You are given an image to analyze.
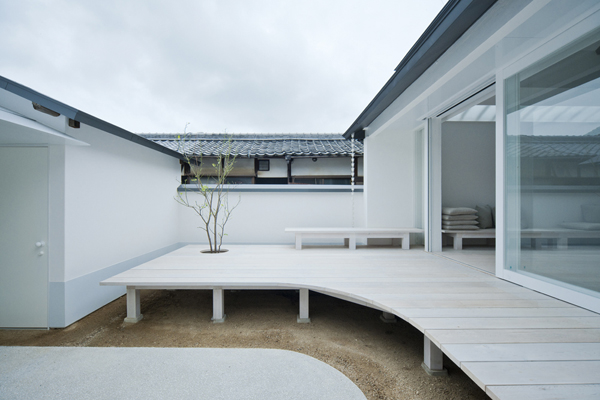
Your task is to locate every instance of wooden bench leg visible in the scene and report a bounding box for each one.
[401,234,410,250]
[297,288,310,323]
[124,287,143,323]
[422,336,447,376]
[453,235,463,250]
[212,288,226,323]
[295,234,302,250]
[349,237,356,250]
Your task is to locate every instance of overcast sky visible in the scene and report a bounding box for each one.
[0,0,446,134]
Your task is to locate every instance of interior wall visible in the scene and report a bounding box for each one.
[442,121,496,208]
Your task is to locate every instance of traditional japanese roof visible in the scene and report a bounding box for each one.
[506,135,600,162]
[139,133,364,158]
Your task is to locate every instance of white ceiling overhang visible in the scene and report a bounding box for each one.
[0,106,88,146]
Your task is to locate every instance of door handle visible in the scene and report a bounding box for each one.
[36,241,45,248]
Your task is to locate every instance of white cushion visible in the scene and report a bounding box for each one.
[442,207,477,215]
[442,214,478,221]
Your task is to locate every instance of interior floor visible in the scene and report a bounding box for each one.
[436,246,495,274]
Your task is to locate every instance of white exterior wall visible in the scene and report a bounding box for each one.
[365,129,417,228]
[293,157,359,177]
[362,0,600,310]
[51,125,181,326]
[62,127,180,280]
[178,187,364,245]
[257,158,287,178]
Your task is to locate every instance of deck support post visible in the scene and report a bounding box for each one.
[124,287,143,323]
[297,288,311,323]
[212,288,226,323]
[380,311,396,323]
[422,336,447,376]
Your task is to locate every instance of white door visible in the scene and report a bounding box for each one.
[0,147,48,328]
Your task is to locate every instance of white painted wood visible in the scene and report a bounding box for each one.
[429,329,600,345]
[394,307,596,318]
[463,361,600,388]
[212,288,226,323]
[443,343,600,363]
[0,147,48,328]
[297,288,310,323]
[413,316,600,330]
[101,245,600,396]
[125,287,142,323]
[487,384,600,400]
[285,228,422,250]
[429,117,443,252]
[423,336,446,375]
[349,237,356,250]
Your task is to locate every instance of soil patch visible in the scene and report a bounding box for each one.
[0,290,488,400]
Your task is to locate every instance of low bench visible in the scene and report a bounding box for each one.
[442,229,495,250]
[285,227,424,250]
[443,228,600,250]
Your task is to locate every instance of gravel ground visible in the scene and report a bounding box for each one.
[0,289,489,400]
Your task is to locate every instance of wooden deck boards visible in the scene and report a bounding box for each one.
[101,245,600,400]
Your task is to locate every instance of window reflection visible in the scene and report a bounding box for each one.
[505,30,600,296]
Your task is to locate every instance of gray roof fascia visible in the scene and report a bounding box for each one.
[343,0,497,139]
[0,75,184,161]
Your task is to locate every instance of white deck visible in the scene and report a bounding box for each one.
[101,245,600,400]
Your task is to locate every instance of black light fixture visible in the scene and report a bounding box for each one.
[312,157,318,162]
[32,102,60,117]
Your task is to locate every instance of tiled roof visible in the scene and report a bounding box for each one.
[139,134,363,158]
[506,136,600,161]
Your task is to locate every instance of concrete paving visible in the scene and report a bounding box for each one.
[0,346,366,400]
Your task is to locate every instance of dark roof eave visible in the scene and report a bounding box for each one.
[0,75,184,161]
[343,0,497,139]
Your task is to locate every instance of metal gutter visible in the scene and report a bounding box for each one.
[0,75,185,161]
[343,0,497,139]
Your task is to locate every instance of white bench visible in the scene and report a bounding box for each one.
[285,227,423,250]
[443,228,600,250]
[442,229,495,250]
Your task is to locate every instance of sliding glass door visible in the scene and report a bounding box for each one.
[504,28,600,299]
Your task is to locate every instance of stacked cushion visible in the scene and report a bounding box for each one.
[476,205,494,229]
[442,207,479,230]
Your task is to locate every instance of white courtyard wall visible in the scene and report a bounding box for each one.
[178,187,364,245]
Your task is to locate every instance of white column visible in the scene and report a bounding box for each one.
[295,234,302,250]
[422,336,447,376]
[124,287,143,323]
[297,288,310,323]
[212,288,226,323]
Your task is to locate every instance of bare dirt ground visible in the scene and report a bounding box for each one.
[0,290,488,400]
